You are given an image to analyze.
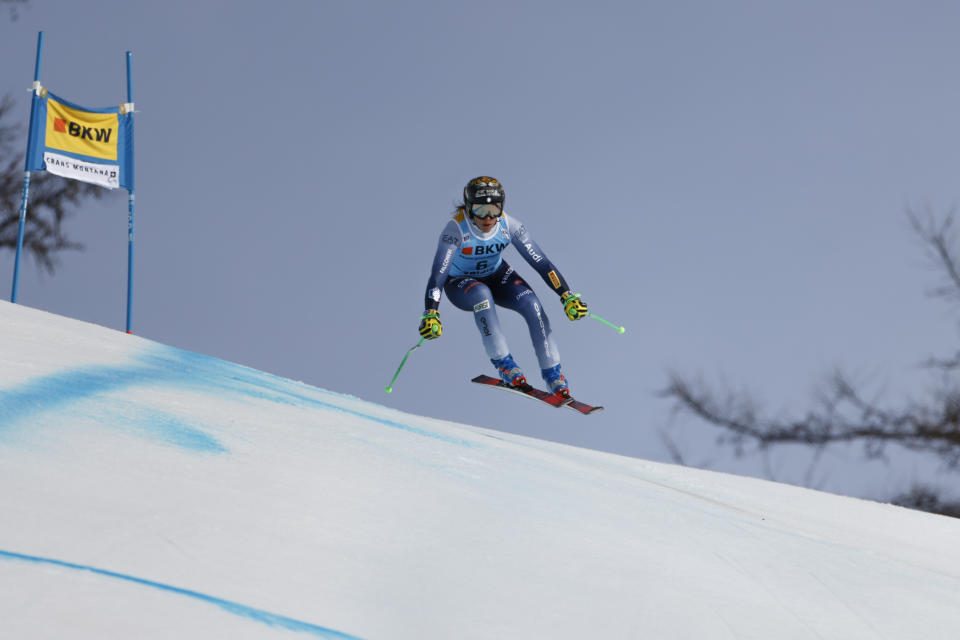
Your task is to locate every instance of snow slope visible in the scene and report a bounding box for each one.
[1,300,958,639]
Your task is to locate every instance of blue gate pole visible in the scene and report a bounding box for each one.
[11,31,44,303]
[125,50,135,333]
[11,172,30,303]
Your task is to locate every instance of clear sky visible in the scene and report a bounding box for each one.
[3,0,960,502]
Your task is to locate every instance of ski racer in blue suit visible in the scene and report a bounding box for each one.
[419,176,589,399]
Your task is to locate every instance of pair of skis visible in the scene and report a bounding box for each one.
[471,374,603,415]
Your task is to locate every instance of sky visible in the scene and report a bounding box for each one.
[2,0,960,502]
[2,299,959,638]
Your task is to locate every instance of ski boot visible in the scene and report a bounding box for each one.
[542,364,571,400]
[491,353,527,388]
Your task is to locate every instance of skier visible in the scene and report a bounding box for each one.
[419,176,589,399]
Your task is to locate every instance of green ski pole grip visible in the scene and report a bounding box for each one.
[587,313,626,334]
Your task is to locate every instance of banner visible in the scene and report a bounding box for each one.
[25,88,134,191]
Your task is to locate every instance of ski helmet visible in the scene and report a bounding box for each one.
[464,176,505,207]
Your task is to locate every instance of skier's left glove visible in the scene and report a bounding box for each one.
[419,309,443,339]
[561,291,589,321]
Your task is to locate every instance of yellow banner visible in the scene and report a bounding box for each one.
[45,97,119,161]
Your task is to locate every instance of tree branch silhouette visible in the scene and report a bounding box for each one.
[663,207,960,516]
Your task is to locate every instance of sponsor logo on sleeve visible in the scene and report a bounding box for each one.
[473,299,491,312]
[548,270,562,289]
[524,242,543,262]
[439,247,453,273]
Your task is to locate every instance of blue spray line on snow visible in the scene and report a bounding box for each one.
[0,549,363,639]
[128,345,475,446]
[0,343,474,449]
[0,362,226,453]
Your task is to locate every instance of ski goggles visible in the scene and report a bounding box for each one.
[470,203,503,219]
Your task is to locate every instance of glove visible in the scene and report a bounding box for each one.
[561,291,588,321]
[418,309,442,339]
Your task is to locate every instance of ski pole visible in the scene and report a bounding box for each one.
[587,312,626,335]
[385,337,426,394]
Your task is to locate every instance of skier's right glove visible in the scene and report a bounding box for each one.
[561,291,589,321]
[419,309,442,339]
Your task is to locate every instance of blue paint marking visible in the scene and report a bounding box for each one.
[0,364,148,422]
[126,406,227,453]
[0,343,474,450]
[141,346,474,446]
[0,365,226,453]
[0,549,363,639]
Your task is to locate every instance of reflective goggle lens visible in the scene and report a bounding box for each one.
[470,203,503,219]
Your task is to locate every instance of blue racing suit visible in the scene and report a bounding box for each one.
[424,208,572,372]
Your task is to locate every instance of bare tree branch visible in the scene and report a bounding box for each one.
[663,370,960,470]
[663,207,960,516]
[3,0,29,22]
[892,485,960,518]
[0,93,111,272]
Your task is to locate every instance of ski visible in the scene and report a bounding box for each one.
[471,375,570,407]
[471,375,603,414]
[564,397,604,415]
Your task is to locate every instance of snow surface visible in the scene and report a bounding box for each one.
[1,300,959,639]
